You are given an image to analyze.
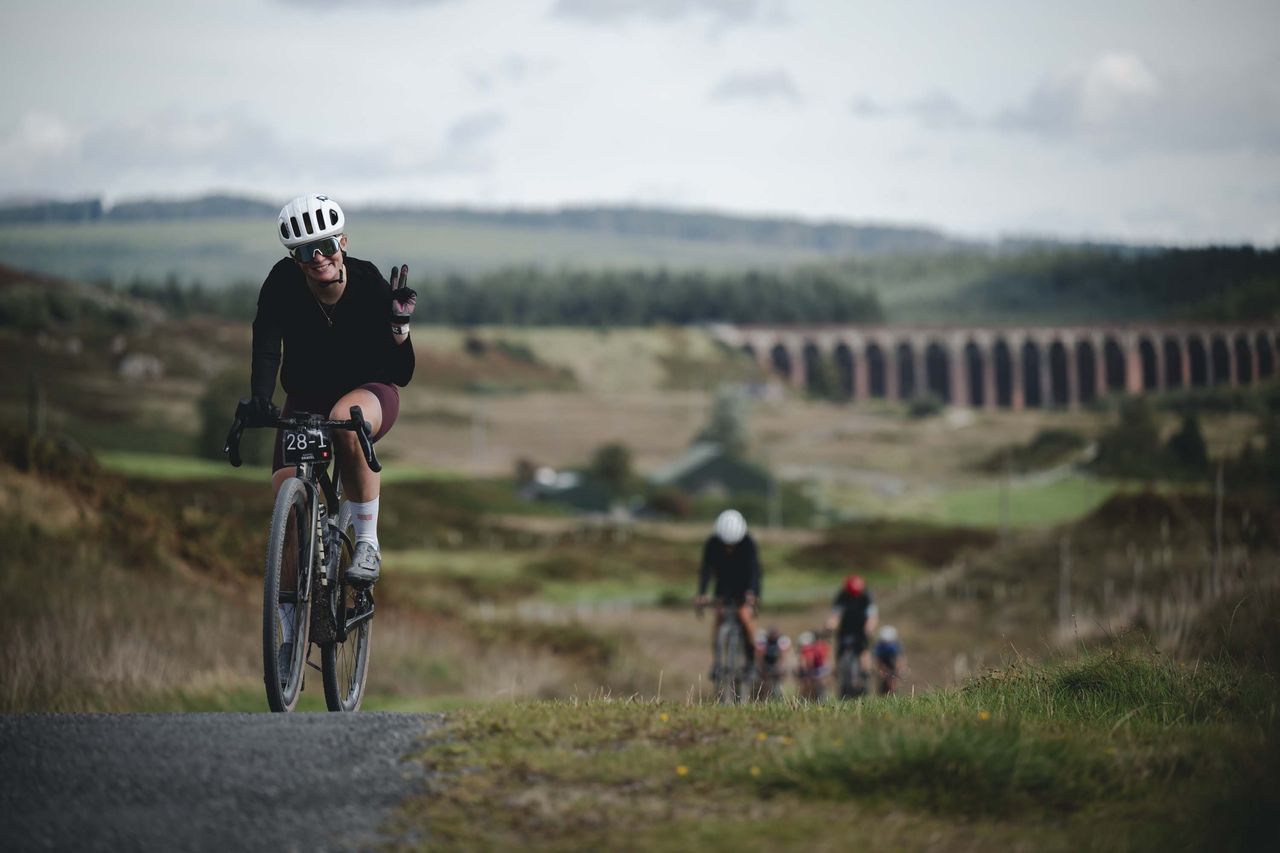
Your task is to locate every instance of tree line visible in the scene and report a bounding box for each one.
[954,246,1280,323]
[111,267,885,326]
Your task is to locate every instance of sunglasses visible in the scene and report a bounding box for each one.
[289,235,343,262]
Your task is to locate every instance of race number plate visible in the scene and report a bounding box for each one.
[281,425,332,466]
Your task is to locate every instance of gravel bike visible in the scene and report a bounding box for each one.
[700,600,754,704]
[836,634,869,700]
[225,401,381,713]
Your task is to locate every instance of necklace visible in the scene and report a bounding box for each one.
[307,266,345,328]
[312,294,337,327]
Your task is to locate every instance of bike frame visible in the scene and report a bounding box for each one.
[225,403,381,645]
[296,459,375,644]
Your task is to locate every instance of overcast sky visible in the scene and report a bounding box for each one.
[4,0,1278,244]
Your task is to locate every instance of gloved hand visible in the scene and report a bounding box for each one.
[389,264,416,330]
[244,395,279,427]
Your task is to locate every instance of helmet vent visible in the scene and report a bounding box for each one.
[290,216,301,238]
[329,209,339,226]
[280,223,289,240]
[302,211,314,235]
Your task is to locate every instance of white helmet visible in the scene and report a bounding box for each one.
[278,194,345,249]
[798,631,815,646]
[879,625,899,643]
[714,509,747,545]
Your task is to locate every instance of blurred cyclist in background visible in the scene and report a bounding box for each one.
[755,626,791,699]
[695,509,762,676]
[796,630,831,701]
[874,625,906,695]
[827,574,879,698]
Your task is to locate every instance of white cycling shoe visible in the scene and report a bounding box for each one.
[346,541,381,586]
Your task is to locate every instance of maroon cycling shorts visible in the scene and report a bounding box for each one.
[272,382,400,471]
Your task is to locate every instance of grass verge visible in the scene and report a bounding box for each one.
[396,647,1280,850]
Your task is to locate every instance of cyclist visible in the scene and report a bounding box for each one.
[826,574,878,697]
[694,509,762,677]
[873,625,905,695]
[244,194,416,667]
[755,626,791,698]
[795,630,831,700]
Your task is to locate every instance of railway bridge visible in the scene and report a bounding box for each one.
[714,323,1280,410]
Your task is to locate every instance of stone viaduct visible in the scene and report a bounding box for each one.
[714,324,1280,410]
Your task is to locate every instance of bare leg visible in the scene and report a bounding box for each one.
[329,389,383,502]
[738,602,757,663]
[712,602,725,660]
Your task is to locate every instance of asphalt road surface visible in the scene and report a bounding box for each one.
[0,712,440,852]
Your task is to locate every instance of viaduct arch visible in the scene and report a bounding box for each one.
[725,324,1280,410]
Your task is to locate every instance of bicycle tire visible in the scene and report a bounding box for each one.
[322,502,372,712]
[716,621,743,704]
[837,649,865,700]
[263,477,313,713]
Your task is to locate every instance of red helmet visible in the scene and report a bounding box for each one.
[844,574,866,596]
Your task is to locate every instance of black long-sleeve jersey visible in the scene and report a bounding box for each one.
[250,254,415,400]
[698,534,762,601]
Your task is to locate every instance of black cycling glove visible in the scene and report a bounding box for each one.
[389,263,416,327]
[245,395,279,427]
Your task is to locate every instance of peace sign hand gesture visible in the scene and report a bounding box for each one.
[389,264,416,333]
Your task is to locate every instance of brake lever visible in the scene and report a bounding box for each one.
[348,405,382,473]
[224,400,249,467]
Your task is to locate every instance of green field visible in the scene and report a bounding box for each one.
[921,474,1120,529]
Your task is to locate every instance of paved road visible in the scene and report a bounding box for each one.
[0,712,440,852]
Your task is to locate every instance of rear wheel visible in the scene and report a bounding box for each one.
[263,477,313,713]
[322,502,372,711]
[715,620,744,704]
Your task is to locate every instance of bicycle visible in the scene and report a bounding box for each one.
[836,634,869,700]
[224,400,382,713]
[699,600,754,704]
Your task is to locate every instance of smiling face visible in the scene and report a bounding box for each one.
[296,234,347,287]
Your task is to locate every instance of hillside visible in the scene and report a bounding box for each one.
[0,193,959,254]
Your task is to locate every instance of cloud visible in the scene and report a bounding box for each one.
[852,91,974,129]
[995,52,1280,153]
[854,52,1280,155]
[0,107,506,195]
[996,52,1160,135]
[708,69,801,104]
[552,0,785,28]
[421,111,505,174]
[468,54,556,93]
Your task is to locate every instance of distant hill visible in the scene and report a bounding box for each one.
[0,193,961,256]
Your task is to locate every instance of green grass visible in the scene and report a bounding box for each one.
[95,450,450,482]
[396,648,1280,850]
[921,474,1120,529]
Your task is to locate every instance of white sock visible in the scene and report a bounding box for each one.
[350,497,380,549]
[279,603,296,644]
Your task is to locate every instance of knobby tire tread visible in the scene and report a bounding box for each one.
[263,477,312,713]
[322,502,372,712]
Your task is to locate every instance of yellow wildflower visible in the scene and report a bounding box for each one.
[750,766,761,777]
[676,765,689,777]
[756,732,768,742]
[658,713,669,722]
[978,710,991,721]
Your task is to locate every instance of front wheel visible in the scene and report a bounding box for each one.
[837,649,866,700]
[715,620,745,704]
[322,502,372,711]
[263,477,313,713]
